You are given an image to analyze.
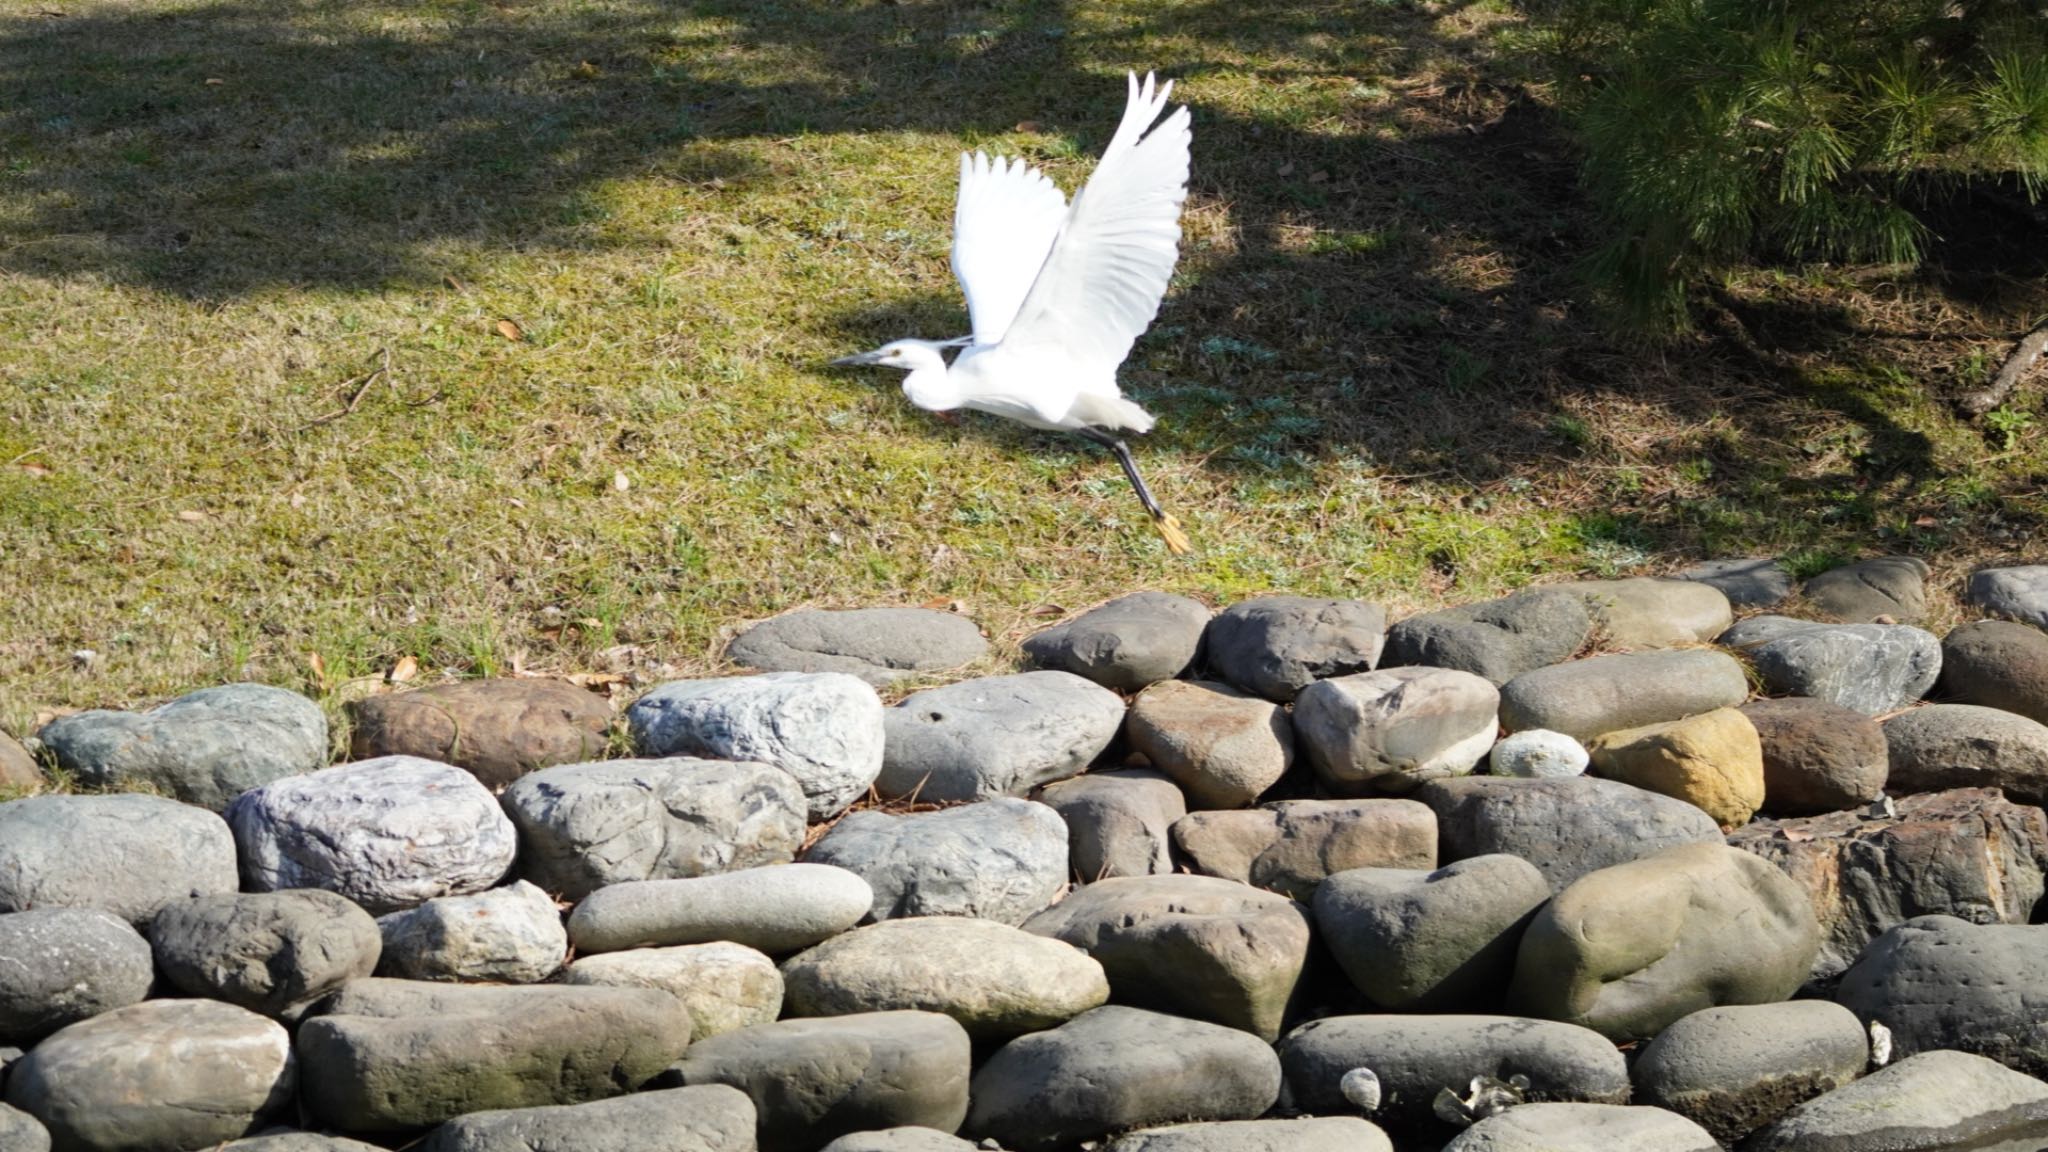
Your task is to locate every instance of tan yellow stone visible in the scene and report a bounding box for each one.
[1588,708,1764,827]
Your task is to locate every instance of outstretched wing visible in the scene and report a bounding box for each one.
[997,72,1191,374]
[950,152,1068,347]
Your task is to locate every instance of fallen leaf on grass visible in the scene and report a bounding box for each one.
[388,655,419,683]
[1014,120,1042,133]
[14,462,51,476]
[496,319,525,342]
[612,470,630,492]
[305,651,329,692]
[204,77,225,86]
[175,509,208,522]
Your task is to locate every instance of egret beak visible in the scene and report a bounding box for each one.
[830,350,887,367]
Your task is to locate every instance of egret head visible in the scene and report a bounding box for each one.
[829,338,961,373]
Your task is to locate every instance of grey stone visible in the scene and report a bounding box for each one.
[376,879,567,983]
[213,1135,387,1151]
[661,1011,971,1152]
[876,672,1125,802]
[1488,729,1587,778]
[1104,1117,1393,1152]
[1125,680,1292,809]
[1276,1014,1629,1124]
[1021,874,1310,1041]
[1676,557,1795,609]
[1020,592,1211,691]
[629,672,885,821]
[729,607,989,687]
[1723,618,1942,715]
[1941,619,2048,725]
[1803,556,1930,623]
[1169,799,1437,900]
[1381,588,1595,686]
[1034,769,1186,880]
[563,942,782,1040]
[151,890,381,1020]
[1415,775,1722,888]
[0,909,153,1045]
[0,1103,47,1152]
[415,1084,757,1152]
[1744,1049,2048,1152]
[568,863,872,955]
[1550,576,1734,648]
[1836,915,2048,1075]
[780,917,1109,1040]
[803,798,1066,925]
[348,678,611,789]
[3,1000,295,1150]
[1510,842,1821,1042]
[963,1006,1281,1152]
[503,756,807,901]
[818,1132,976,1152]
[1632,1001,1868,1145]
[1441,1103,1719,1152]
[1294,667,1499,794]
[1885,703,2048,804]
[226,756,517,915]
[38,683,326,811]
[297,979,693,1132]
[1498,649,1749,741]
[1203,596,1386,703]
[0,732,41,792]
[0,793,238,925]
[1966,565,2048,631]
[1314,855,1551,1012]
[1740,698,1888,816]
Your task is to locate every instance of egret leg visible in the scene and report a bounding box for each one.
[1076,427,1192,555]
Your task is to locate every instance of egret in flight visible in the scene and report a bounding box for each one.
[833,72,1194,554]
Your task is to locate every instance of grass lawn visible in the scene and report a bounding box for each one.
[3,0,2045,742]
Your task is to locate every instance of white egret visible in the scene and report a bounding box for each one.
[833,72,1195,554]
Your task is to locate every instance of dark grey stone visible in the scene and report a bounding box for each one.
[1104,1117,1393,1152]
[1034,769,1186,880]
[1967,565,2048,631]
[415,1084,757,1152]
[567,863,873,956]
[1740,698,1888,816]
[1744,1049,2048,1152]
[729,607,989,687]
[0,793,238,925]
[1314,855,1551,1012]
[375,879,567,984]
[628,672,885,821]
[1441,1103,1719,1151]
[1203,596,1386,703]
[1381,588,1595,686]
[1632,1001,1867,1145]
[876,672,1124,802]
[1941,619,2048,725]
[1676,557,1795,609]
[1885,702,2048,804]
[1723,618,1942,715]
[1836,915,2048,1076]
[1414,775,1722,889]
[1803,556,1930,623]
[152,890,381,1020]
[38,683,326,811]
[0,908,153,1046]
[803,798,1066,925]
[1020,592,1210,691]
[1498,649,1749,741]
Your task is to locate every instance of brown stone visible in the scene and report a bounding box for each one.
[1588,708,1765,828]
[0,732,40,791]
[1126,680,1292,809]
[1740,698,1888,816]
[349,680,611,789]
[1169,799,1436,899]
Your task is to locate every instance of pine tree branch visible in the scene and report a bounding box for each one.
[1959,317,2048,415]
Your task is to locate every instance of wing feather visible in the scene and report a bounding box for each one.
[950,151,1068,346]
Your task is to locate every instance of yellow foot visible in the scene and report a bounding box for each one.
[1153,512,1192,555]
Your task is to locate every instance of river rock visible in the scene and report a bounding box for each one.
[1105,1117,1392,1152]
[1170,799,1436,899]
[819,1132,977,1152]
[151,890,382,1020]
[568,863,872,955]
[1035,769,1186,879]
[728,607,989,686]
[376,880,567,983]
[1740,698,1888,816]
[1415,775,1722,888]
[964,1006,1281,1152]
[1276,1014,1629,1123]
[563,942,782,1040]
[1632,1001,1868,1144]
[1940,618,2048,724]
[1836,915,2048,1074]
[1125,680,1292,808]
[0,793,238,925]
[0,732,38,791]
[3,1000,295,1150]
[1380,588,1595,685]
[1203,596,1386,702]
[1488,729,1587,778]
[349,679,609,789]
[1722,617,1941,715]
[629,672,884,820]
[503,756,806,901]
[214,1135,386,1151]
[803,797,1066,924]
[1293,667,1498,795]
[1744,1049,2048,1152]
[1884,702,2048,804]
[876,672,1124,802]
[0,1104,47,1152]
[1587,708,1764,827]
[1314,855,1551,1012]
[1803,556,1930,622]
[1966,564,2048,629]
[1440,1103,1719,1152]
[0,908,154,1045]
[661,1011,971,1152]
[1676,557,1795,608]
[1023,874,1311,1041]
[38,683,326,811]
[1020,592,1210,691]
[1552,576,1733,648]
[1497,649,1748,741]
[1509,842,1820,1041]
[415,1084,758,1152]
[226,756,516,914]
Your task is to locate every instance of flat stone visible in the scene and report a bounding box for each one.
[803,797,1066,925]
[1941,619,2048,725]
[1730,788,2048,984]
[1170,799,1436,899]
[1633,1001,1868,1145]
[0,909,153,1046]
[1022,874,1311,1041]
[1836,915,2048,1075]
[1723,617,1942,715]
[876,672,1125,802]
[1676,557,1795,608]
[1203,596,1386,703]
[297,979,692,1132]
[1487,729,1587,778]
[0,793,238,925]
[1441,1103,1719,1152]
[1104,1117,1393,1152]
[1034,769,1186,879]
[819,1132,977,1152]
[780,917,1109,1040]
[563,942,782,1040]
[414,1084,757,1152]
[1415,776,1722,888]
[1126,680,1292,809]
[1276,1014,1629,1124]
[1744,1049,2048,1152]
[1885,702,2048,804]
[629,672,884,821]
[1803,556,1930,623]
[38,683,326,812]
[1498,649,1749,741]
[567,863,872,955]
[963,1006,1281,1152]
[3,1000,295,1150]
[210,1134,385,1152]
[0,1104,47,1152]
[661,1011,971,1152]
[376,879,567,984]
[728,607,988,687]
[1740,698,1889,816]
[1314,855,1552,1012]
[502,756,807,901]
[1293,667,1498,795]
[0,732,41,791]
[1587,707,1764,827]
[1020,592,1210,691]
[151,890,381,1021]
[1966,565,2048,631]
[1510,842,1820,1042]
[1550,576,1734,649]
[1381,588,1595,686]
[226,756,516,914]
[349,679,610,789]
